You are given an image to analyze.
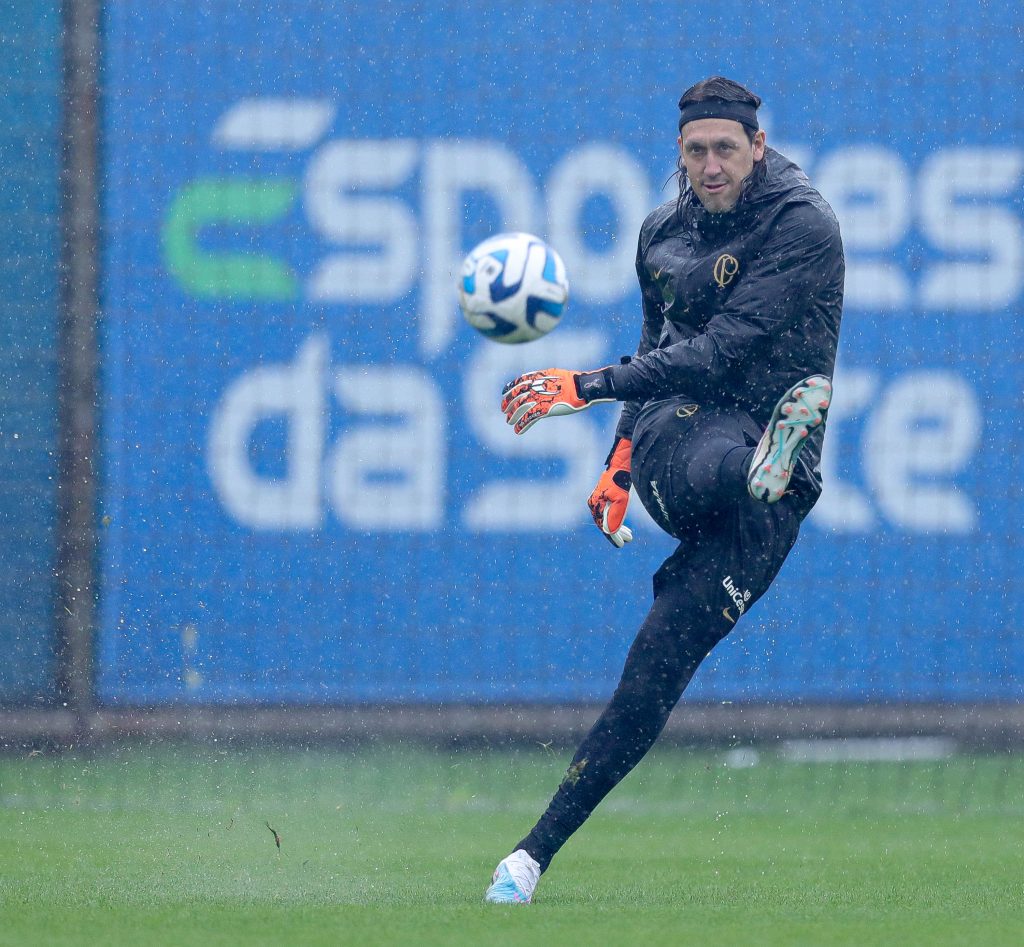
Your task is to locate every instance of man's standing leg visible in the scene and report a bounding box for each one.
[513,554,738,873]
[485,488,801,903]
[484,552,734,903]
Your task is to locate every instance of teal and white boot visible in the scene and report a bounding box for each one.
[748,375,832,503]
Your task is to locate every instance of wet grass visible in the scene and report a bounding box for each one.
[1,745,1022,945]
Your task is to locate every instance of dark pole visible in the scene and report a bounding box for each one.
[56,0,100,736]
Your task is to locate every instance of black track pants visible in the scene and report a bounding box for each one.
[517,398,806,872]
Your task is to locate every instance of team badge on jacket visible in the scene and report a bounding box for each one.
[713,253,740,288]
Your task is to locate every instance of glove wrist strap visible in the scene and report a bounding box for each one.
[575,368,616,403]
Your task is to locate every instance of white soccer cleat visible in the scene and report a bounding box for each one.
[483,849,541,904]
[748,375,832,503]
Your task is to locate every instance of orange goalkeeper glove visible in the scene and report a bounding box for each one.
[588,437,633,548]
[501,368,615,435]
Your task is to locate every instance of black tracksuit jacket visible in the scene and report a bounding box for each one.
[596,147,845,503]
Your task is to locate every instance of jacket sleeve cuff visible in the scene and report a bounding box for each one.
[605,361,644,400]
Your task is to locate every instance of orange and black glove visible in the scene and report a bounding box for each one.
[501,368,615,435]
[587,437,633,548]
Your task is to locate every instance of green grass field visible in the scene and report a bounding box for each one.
[1,744,1022,946]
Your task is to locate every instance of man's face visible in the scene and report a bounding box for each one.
[678,118,766,213]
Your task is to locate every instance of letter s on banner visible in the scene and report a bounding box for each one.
[462,330,607,531]
[305,139,419,302]
[919,147,1024,310]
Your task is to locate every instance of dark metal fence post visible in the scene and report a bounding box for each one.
[56,0,100,736]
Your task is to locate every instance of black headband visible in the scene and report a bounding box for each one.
[677,99,759,132]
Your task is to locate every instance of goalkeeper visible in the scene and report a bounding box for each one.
[485,76,844,904]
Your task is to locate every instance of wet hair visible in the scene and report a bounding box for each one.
[674,77,763,213]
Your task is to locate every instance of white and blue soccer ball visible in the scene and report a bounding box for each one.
[458,232,569,344]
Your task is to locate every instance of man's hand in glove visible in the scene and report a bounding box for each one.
[501,368,614,435]
[588,437,634,548]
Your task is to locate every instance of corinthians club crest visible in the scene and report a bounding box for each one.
[713,253,740,288]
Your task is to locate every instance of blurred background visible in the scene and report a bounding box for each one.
[2,0,1022,752]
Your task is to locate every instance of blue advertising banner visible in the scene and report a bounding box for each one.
[99,1,1024,704]
[0,1,61,702]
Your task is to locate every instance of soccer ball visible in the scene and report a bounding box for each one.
[458,232,569,343]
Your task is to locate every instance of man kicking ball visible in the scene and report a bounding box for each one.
[485,76,843,904]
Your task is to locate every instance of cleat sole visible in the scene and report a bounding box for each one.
[747,375,832,504]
